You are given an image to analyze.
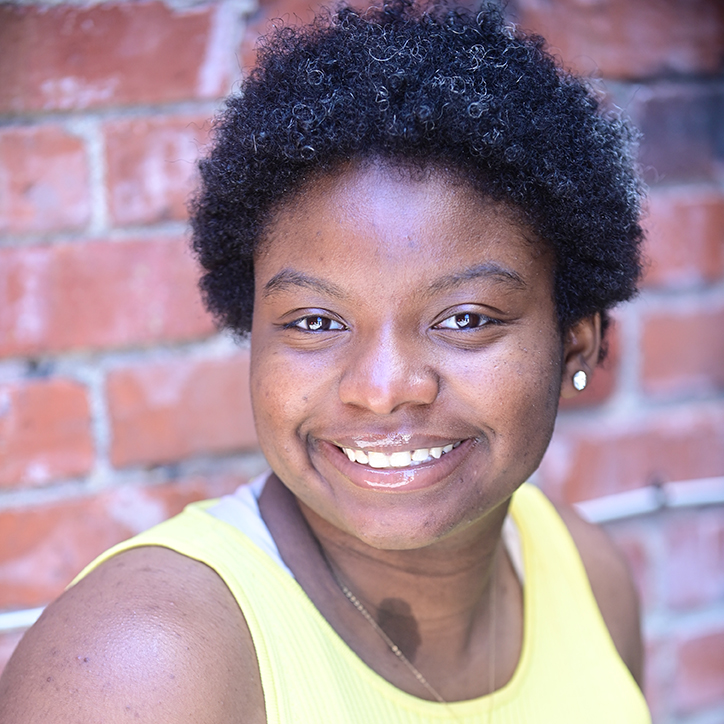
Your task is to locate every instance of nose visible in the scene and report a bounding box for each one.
[337,326,439,414]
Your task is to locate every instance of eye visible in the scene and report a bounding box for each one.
[289,314,346,332]
[435,311,491,330]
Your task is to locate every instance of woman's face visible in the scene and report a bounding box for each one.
[250,162,565,550]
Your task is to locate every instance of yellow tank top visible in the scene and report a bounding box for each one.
[75,483,650,723]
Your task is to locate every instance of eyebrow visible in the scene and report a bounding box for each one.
[262,269,347,300]
[426,263,526,295]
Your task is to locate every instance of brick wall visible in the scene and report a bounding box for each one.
[0,1,722,721]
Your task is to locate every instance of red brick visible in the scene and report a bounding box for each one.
[0,631,24,678]
[603,521,654,611]
[630,82,724,185]
[240,0,321,69]
[641,304,724,398]
[0,238,214,358]
[105,115,210,226]
[239,0,373,69]
[643,186,724,288]
[674,628,724,714]
[0,379,93,489]
[108,353,257,468]
[0,475,246,610]
[510,0,724,80]
[642,637,670,723]
[0,126,90,234]
[539,405,724,502]
[0,2,228,113]
[559,323,620,410]
[664,508,724,610]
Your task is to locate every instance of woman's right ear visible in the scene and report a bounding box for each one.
[560,314,601,400]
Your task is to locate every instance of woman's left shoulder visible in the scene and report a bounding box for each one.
[553,502,645,688]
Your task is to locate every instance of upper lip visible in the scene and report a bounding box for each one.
[327,435,469,453]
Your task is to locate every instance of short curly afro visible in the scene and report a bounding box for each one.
[190,0,644,346]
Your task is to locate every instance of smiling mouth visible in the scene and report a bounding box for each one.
[337,441,462,469]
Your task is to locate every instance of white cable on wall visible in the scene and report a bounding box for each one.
[574,475,724,523]
[0,607,44,634]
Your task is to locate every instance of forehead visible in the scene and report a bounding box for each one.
[255,162,551,293]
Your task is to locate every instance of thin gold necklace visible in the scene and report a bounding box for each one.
[320,545,498,714]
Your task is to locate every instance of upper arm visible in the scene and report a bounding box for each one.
[0,546,265,724]
[555,505,645,689]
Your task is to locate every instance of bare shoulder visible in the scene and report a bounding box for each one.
[0,546,265,724]
[554,503,644,688]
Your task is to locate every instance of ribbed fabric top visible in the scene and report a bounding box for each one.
[75,483,651,724]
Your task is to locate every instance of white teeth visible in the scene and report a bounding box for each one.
[389,451,412,468]
[340,442,461,469]
[367,451,389,469]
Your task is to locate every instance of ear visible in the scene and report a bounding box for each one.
[560,313,602,399]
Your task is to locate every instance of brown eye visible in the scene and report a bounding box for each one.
[455,313,476,329]
[292,315,345,331]
[436,312,489,330]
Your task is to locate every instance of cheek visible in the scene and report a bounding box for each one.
[249,340,329,452]
[456,335,562,454]
[250,369,303,478]
[506,346,562,458]
[250,342,291,450]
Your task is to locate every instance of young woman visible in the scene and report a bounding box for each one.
[0,3,650,722]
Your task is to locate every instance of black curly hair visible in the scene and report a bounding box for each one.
[190,0,644,350]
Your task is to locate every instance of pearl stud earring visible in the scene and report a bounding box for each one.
[572,370,587,391]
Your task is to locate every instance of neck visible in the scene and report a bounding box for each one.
[259,474,522,701]
[301,496,505,641]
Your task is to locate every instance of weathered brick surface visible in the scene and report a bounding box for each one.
[105,115,210,226]
[664,508,724,610]
[0,125,90,234]
[0,475,246,611]
[0,2,228,113]
[642,637,668,724]
[108,353,257,469]
[239,0,380,69]
[0,238,214,358]
[0,379,93,489]
[539,406,724,502]
[674,628,724,714]
[510,0,724,80]
[240,0,324,69]
[643,186,724,288]
[628,82,724,185]
[641,304,724,398]
[1,1,723,719]
[603,519,655,611]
